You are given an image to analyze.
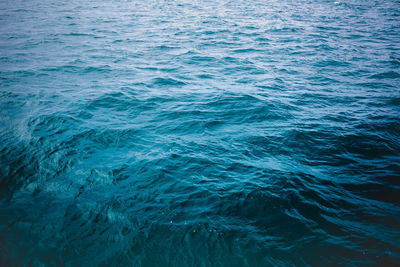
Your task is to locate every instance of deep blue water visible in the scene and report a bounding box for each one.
[1,0,400,266]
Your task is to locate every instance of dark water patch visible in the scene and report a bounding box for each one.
[369,71,400,79]
[232,48,261,54]
[153,45,180,50]
[63,33,97,37]
[187,55,219,63]
[150,77,187,87]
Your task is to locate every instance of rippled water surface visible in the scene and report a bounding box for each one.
[1,0,400,266]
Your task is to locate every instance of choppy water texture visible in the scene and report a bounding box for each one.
[1,0,400,266]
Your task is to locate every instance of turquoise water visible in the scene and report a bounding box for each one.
[1,0,400,265]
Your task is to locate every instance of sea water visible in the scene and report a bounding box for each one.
[0,0,399,265]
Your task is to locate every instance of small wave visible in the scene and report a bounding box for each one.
[369,71,400,79]
[150,77,187,87]
[232,48,261,53]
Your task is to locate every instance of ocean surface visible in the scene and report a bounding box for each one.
[1,0,399,266]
